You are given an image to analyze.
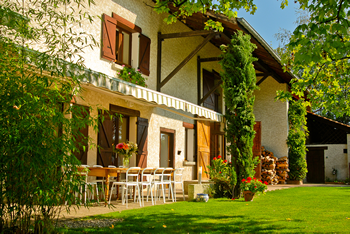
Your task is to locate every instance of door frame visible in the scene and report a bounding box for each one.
[306,146,327,183]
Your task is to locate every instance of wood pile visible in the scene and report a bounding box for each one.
[276,156,289,184]
[261,146,278,185]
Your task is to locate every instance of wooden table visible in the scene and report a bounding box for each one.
[84,167,174,206]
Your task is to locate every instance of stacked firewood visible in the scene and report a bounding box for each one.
[261,146,278,185]
[276,156,289,184]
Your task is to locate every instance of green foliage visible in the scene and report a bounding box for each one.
[0,0,99,233]
[283,0,350,117]
[287,99,308,181]
[153,0,269,31]
[241,177,267,194]
[219,31,259,198]
[117,65,147,87]
[206,156,236,198]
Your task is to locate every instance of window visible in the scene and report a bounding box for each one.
[102,13,151,75]
[203,70,221,112]
[184,122,196,162]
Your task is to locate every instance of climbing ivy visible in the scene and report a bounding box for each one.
[219,31,259,198]
[287,99,308,181]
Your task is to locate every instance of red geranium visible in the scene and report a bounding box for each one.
[116,143,124,149]
[264,181,268,185]
[217,155,222,159]
[223,159,227,163]
[242,178,246,182]
[213,157,217,160]
[247,177,252,181]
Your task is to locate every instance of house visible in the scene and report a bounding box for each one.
[56,0,295,182]
[306,112,350,183]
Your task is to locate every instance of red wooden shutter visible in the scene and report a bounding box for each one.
[102,14,117,61]
[139,34,151,76]
[137,117,148,168]
[97,110,116,167]
[253,121,262,179]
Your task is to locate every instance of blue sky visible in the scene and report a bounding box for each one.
[236,1,301,49]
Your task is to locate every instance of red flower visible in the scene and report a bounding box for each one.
[229,162,232,164]
[217,155,222,159]
[264,181,268,185]
[254,186,257,188]
[123,144,129,150]
[253,178,256,180]
[223,160,227,163]
[116,143,124,149]
[219,171,222,174]
[241,179,246,182]
[232,198,235,200]
[247,177,252,181]
[213,157,217,160]
[259,180,262,183]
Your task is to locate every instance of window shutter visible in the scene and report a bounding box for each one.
[139,34,151,76]
[137,117,148,168]
[102,14,117,61]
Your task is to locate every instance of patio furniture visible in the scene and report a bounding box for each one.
[171,168,185,201]
[139,167,155,206]
[153,167,174,204]
[109,167,142,208]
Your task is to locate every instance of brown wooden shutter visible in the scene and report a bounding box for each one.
[137,117,148,168]
[139,34,151,76]
[253,121,262,179]
[197,120,211,180]
[97,110,116,167]
[73,104,89,164]
[203,70,218,111]
[102,14,117,61]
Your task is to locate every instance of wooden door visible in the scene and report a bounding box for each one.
[73,105,89,164]
[253,122,262,179]
[306,147,326,183]
[97,111,117,167]
[137,117,148,168]
[197,120,210,180]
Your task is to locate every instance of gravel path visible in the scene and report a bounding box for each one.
[57,218,123,229]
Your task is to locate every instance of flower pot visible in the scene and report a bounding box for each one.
[196,193,209,202]
[243,191,255,201]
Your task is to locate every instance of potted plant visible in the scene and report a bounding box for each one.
[241,177,268,201]
[115,141,138,167]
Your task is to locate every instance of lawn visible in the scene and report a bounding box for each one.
[60,186,350,233]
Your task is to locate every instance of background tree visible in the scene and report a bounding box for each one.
[0,1,99,233]
[284,0,350,118]
[219,31,258,198]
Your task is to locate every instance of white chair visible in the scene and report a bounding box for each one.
[109,167,142,208]
[153,168,174,204]
[171,168,185,201]
[89,165,105,201]
[139,167,155,206]
[79,165,99,204]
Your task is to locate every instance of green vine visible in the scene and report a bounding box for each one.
[287,99,308,181]
[219,31,259,198]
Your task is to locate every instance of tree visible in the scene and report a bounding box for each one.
[0,1,99,233]
[152,0,288,31]
[219,31,258,198]
[284,0,350,117]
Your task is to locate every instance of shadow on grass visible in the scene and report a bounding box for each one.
[63,212,303,233]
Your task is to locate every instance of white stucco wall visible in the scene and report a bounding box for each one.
[254,76,289,158]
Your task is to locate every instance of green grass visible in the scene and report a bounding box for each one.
[60,187,350,233]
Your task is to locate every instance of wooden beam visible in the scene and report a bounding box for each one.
[253,59,285,83]
[160,30,214,40]
[255,72,270,77]
[256,75,268,86]
[199,80,223,105]
[160,33,217,88]
[197,56,201,105]
[157,32,162,91]
[199,57,222,63]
